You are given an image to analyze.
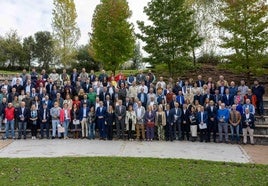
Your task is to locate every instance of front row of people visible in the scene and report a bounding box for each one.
[3,100,255,144]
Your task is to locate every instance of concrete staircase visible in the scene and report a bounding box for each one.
[253,97,268,145]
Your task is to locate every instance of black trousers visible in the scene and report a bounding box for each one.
[107,123,113,140]
[207,121,217,142]
[40,122,50,138]
[181,123,190,140]
[31,124,38,137]
[200,129,207,142]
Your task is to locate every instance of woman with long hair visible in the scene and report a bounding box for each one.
[29,104,38,139]
[125,105,136,141]
[106,105,115,140]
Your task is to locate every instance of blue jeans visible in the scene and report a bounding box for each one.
[88,123,96,139]
[0,116,3,131]
[230,125,240,142]
[63,119,70,137]
[18,121,27,138]
[52,120,61,137]
[5,120,15,139]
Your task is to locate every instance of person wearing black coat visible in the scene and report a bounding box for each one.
[38,103,51,139]
[206,100,218,143]
[181,104,191,141]
[242,108,255,145]
[105,105,115,140]
[16,101,30,139]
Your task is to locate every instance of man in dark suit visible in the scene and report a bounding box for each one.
[38,103,51,139]
[103,95,113,109]
[170,102,182,141]
[222,88,234,107]
[242,108,255,145]
[46,78,54,95]
[137,88,147,108]
[196,75,205,88]
[194,91,204,106]
[13,79,24,94]
[70,68,79,87]
[99,86,110,102]
[83,79,92,93]
[206,100,218,142]
[218,80,228,96]
[197,106,208,142]
[89,70,96,82]
[165,104,172,141]
[16,101,29,139]
[8,88,18,103]
[96,101,107,139]
[181,104,190,141]
[115,100,126,139]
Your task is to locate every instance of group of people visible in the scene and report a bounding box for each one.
[0,68,265,145]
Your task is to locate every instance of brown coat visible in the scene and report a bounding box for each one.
[229,111,241,126]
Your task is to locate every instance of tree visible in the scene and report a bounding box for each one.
[52,0,80,68]
[0,36,7,66]
[132,42,143,69]
[90,0,135,74]
[3,30,24,68]
[22,36,35,68]
[34,31,55,70]
[73,44,99,71]
[137,0,203,76]
[217,0,268,79]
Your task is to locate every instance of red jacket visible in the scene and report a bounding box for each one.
[60,108,71,123]
[5,107,15,121]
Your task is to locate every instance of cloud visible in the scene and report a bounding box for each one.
[0,0,149,46]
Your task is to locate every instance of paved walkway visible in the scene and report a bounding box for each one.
[0,139,251,163]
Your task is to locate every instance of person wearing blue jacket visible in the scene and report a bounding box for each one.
[217,103,230,143]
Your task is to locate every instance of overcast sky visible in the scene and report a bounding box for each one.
[0,0,150,44]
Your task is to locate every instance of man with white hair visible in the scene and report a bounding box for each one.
[217,103,229,143]
[242,108,255,145]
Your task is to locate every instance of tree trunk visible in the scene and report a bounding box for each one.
[192,48,196,66]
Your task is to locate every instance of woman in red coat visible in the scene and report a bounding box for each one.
[60,103,71,139]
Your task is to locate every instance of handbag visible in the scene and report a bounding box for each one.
[147,121,154,127]
[57,125,65,133]
[73,119,80,125]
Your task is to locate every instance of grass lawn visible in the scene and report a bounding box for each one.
[0,157,267,185]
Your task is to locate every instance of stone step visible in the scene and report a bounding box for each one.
[1,129,268,145]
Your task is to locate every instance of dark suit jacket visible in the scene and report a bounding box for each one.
[222,94,234,107]
[137,92,147,105]
[46,83,54,95]
[194,94,204,105]
[170,107,182,123]
[242,113,255,129]
[181,109,190,124]
[79,107,90,120]
[96,106,107,120]
[206,106,218,124]
[115,105,126,120]
[197,111,208,125]
[196,80,205,88]
[38,108,51,123]
[99,91,110,102]
[165,110,172,124]
[16,107,30,121]
[83,83,92,93]
[218,86,228,96]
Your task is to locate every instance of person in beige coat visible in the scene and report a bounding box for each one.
[125,105,136,140]
[155,105,166,141]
